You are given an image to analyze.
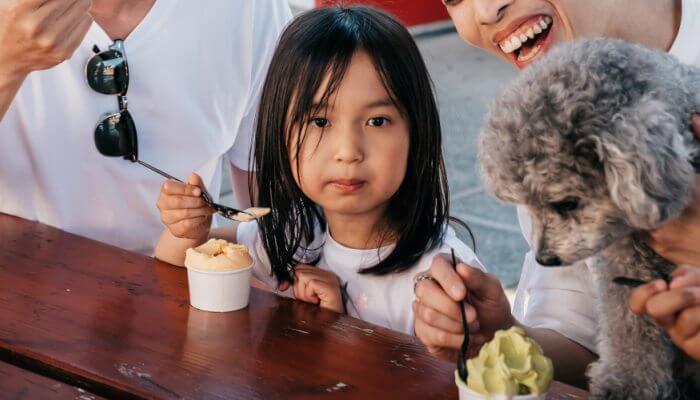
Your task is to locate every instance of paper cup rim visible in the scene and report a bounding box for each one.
[184,262,253,275]
[454,371,547,400]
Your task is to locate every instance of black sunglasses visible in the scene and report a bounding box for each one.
[86,40,251,219]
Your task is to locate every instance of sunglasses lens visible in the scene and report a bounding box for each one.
[86,50,128,95]
[94,110,138,161]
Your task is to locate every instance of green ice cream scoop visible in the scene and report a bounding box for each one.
[462,327,553,396]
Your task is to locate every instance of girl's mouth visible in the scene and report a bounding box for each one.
[330,179,365,193]
[497,15,554,69]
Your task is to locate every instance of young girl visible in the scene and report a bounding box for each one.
[154,5,482,335]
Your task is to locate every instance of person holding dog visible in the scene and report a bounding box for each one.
[414,0,700,387]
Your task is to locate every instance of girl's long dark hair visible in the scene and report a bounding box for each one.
[252,5,456,284]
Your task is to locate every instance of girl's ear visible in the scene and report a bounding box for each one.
[601,98,695,229]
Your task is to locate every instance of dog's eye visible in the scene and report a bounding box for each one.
[550,198,580,216]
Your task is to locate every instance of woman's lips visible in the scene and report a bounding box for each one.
[513,18,556,69]
[330,179,365,193]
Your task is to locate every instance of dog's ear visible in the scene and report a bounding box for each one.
[599,98,695,229]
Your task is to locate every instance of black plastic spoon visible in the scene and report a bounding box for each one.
[452,248,469,382]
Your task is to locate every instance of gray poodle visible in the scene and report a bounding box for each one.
[478,38,700,399]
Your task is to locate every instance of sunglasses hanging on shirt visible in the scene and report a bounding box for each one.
[86,40,252,220]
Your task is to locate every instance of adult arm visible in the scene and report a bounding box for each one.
[0,0,92,120]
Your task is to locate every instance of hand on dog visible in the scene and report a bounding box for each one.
[413,254,514,362]
[646,116,700,267]
[629,265,700,361]
[292,265,344,313]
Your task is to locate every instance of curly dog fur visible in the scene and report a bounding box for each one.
[479,38,700,399]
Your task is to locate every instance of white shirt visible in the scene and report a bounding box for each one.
[512,0,700,353]
[0,1,291,254]
[237,222,485,334]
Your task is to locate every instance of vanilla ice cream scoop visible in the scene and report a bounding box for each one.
[463,327,553,397]
[231,207,271,222]
[185,239,252,272]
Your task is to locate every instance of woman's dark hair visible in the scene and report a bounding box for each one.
[252,5,459,284]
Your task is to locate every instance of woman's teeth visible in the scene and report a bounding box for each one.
[499,16,552,55]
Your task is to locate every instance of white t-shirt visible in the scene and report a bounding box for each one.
[512,0,700,353]
[237,222,485,335]
[0,1,291,254]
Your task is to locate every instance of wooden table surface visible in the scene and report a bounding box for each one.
[0,359,104,399]
[0,214,588,399]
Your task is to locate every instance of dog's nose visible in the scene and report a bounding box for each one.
[536,255,562,266]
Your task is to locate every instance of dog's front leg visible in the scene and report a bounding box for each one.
[588,252,678,400]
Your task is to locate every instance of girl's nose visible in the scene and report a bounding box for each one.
[473,0,513,25]
[333,127,364,164]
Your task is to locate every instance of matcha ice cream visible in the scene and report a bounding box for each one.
[459,327,553,398]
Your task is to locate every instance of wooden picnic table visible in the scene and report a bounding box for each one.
[0,359,104,399]
[0,213,589,399]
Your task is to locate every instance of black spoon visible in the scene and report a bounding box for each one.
[452,248,469,382]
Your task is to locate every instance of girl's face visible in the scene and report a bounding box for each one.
[443,0,612,69]
[289,51,409,220]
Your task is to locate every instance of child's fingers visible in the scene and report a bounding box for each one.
[186,173,205,196]
[157,194,208,211]
[629,279,666,314]
[645,287,700,327]
[167,216,210,238]
[303,279,322,304]
[292,273,311,302]
[160,207,213,225]
[670,265,700,290]
[161,179,200,196]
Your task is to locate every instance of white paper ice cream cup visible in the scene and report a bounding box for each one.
[185,262,253,312]
[455,371,547,400]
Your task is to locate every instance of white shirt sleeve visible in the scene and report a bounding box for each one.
[227,0,292,170]
[512,206,598,353]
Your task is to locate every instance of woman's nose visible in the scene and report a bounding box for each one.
[472,0,513,25]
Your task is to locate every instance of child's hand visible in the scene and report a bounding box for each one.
[156,172,213,241]
[629,265,700,361]
[292,265,344,313]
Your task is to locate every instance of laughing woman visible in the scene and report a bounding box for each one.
[413,0,700,388]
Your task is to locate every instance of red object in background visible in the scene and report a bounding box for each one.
[315,0,450,27]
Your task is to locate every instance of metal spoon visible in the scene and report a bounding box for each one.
[93,125,254,220]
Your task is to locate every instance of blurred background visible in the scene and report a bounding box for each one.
[221,0,527,292]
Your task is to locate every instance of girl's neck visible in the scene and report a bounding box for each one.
[324,207,396,250]
[607,0,681,52]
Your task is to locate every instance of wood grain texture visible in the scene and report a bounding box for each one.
[0,214,588,399]
[0,360,104,399]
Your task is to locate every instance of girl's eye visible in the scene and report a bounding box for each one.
[368,117,389,127]
[311,118,329,128]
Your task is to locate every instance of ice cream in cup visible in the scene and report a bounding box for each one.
[184,238,254,312]
[455,327,553,400]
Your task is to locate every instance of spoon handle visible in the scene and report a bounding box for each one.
[452,249,469,381]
